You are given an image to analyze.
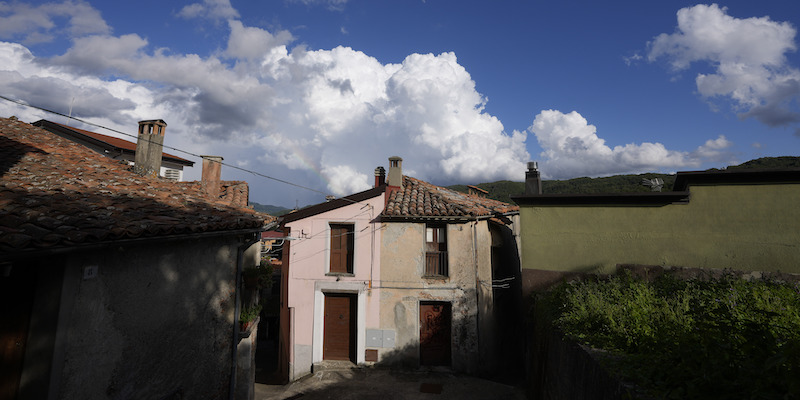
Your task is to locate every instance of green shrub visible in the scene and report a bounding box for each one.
[541,271,800,399]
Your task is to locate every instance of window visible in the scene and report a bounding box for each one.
[329,224,354,274]
[425,225,447,276]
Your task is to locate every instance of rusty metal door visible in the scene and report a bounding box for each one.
[419,302,451,366]
[323,293,355,361]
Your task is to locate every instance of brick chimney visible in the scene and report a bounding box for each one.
[134,119,167,178]
[374,166,386,187]
[525,161,542,195]
[202,155,223,199]
[387,156,403,188]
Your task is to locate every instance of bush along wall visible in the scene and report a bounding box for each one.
[536,269,800,399]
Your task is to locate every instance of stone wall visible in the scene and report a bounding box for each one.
[527,301,636,400]
[48,235,249,399]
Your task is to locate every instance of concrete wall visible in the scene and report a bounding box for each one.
[376,219,497,375]
[519,183,800,281]
[34,235,254,400]
[283,194,384,380]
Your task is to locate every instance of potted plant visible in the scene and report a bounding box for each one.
[242,260,274,290]
[239,303,262,333]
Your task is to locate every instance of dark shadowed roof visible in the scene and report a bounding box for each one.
[511,168,800,206]
[0,117,265,258]
[383,176,518,220]
[672,168,800,191]
[32,119,194,166]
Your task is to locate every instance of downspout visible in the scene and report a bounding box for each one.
[229,232,261,400]
[471,219,481,370]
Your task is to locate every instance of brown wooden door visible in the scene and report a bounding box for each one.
[323,293,355,361]
[419,302,451,366]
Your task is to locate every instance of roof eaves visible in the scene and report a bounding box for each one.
[511,191,691,206]
[0,226,264,262]
[280,185,386,224]
[673,168,800,191]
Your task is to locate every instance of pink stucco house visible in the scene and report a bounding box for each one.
[278,157,521,381]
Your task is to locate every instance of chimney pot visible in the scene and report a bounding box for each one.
[525,160,542,195]
[134,119,167,178]
[374,166,386,187]
[387,156,403,188]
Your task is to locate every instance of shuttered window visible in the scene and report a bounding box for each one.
[329,223,354,274]
[425,225,447,277]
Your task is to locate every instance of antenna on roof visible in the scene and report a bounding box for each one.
[66,97,75,124]
[641,177,664,192]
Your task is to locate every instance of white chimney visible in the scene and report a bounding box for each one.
[387,156,403,188]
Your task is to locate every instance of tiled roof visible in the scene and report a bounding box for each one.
[32,119,194,166]
[383,176,518,219]
[0,117,265,257]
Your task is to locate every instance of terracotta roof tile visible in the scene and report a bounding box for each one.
[383,176,518,219]
[0,117,266,256]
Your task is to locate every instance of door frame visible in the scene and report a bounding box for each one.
[312,282,366,365]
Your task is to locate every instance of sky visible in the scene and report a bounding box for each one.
[1,0,799,208]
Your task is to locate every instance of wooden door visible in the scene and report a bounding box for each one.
[419,302,451,366]
[323,293,355,361]
[1,263,36,399]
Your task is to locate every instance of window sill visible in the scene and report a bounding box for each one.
[422,275,449,280]
[326,272,355,277]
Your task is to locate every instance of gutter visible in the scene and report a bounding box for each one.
[229,231,262,400]
[1,227,264,263]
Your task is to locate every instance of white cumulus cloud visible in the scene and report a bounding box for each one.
[0,1,529,204]
[528,110,733,179]
[648,4,800,128]
[0,0,110,44]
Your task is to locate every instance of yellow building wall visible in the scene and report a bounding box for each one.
[376,220,495,374]
[520,184,800,274]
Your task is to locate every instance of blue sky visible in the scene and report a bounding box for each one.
[1,0,799,207]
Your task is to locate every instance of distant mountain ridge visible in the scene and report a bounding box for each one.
[249,202,291,216]
[447,156,800,204]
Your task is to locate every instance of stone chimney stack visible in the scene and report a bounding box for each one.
[374,166,386,187]
[134,119,167,178]
[525,161,542,195]
[202,155,223,199]
[387,156,403,188]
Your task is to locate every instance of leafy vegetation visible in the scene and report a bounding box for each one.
[725,156,800,170]
[239,303,262,324]
[540,272,800,399]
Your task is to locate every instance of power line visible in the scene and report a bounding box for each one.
[0,94,332,197]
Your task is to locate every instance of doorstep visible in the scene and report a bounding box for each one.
[312,360,360,372]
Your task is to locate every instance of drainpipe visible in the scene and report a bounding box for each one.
[471,219,481,372]
[229,232,261,400]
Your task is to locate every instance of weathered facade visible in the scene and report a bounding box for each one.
[512,167,800,293]
[279,157,521,381]
[0,117,265,399]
